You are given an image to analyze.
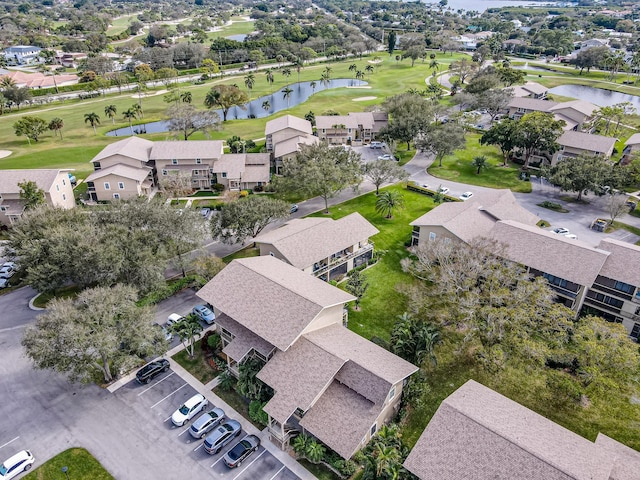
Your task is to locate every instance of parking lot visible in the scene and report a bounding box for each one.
[115,368,300,480]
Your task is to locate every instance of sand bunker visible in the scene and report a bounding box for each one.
[346,85,372,89]
[0,150,12,158]
[131,89,168,99]
[353,96,377,102]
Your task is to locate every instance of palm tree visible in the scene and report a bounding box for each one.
[282,87,293,108]
[365,64,374,78]
[123,108,136,135]
[48,117,64,139]
[204,89,220,110]
[356,70,365,85]
[349,63,357,77]
[323,65,332,80]
[320,72,330,87]
[375,190,404,218]
[244,73,255,97]
[281,67,291,80]
[131,102,143,119]
[180,91,192,104]
[84,112,100,135]
[471,155,488,174]
[265,68,274,86]
[104,104,117,125]
[0,76,16,91]
[310,80,317,94]
[170,315,203,358]
[429,58,439,76]
[261,100,270,113]
[373,442,401,478]
[304,440,325,464]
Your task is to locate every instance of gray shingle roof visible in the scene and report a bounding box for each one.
[0,169,64,194]
[215,313,275,362]
[299,381,380,459]
[214,154,245,178]
[624,133,640,146]
[265,114,312,135]
[273,135,318,158]
[404,380,615,480]
[196,256,355,351]
[596,238,640,287]
[254,213,379,269]
[490,220,609,287]
[150,140,223,160]
[509,97,558,112]
[85,164,151,182]
[595,434,640,480]
[557,131,616,155]
[551,100,597,117]
[521,81,548,95]
[91,137,154,163]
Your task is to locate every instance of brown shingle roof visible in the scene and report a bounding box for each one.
[85,164,151,182]
[404,380,614,480]
[258,337,345,423]
[240,153,270,183]
[254,213,379,269]
[521,81,548,95]
[196,256,355,351]
[150,140,223,160]
[0,169,64,194]
[215,313,275,362]
[489,220,609,287]
[304,323,418,387]
[551,100,597,117]
[214,154,245,178]
[509,97,558,112]
[265,114,312,135]
[558,131,616,156]
[596,238,640,287]
[299,381,380,459]
[90,137,154,163]
[273,135,318,158]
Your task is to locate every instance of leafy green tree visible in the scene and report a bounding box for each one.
[13,116,47,144]
[4,86,31,110]
[364,159,409,195]
[22,284,164,384]
[390,313,441,366]
[542,154,623,202]
[473,88,513,122]
[278,142,363,213]
[18,180,45,209]
[84,112,100,134]
[165,104,220,141]
[48,117,64,139]
[217,370,236,391]
[480,119,519,166]
[237,357,271,401]
[191,254,225,283]
[346,270,369,310]
[381,93,438,150]
[415,122,466,167]
[471,155,488,174]
[170,314,203,358]
[305,440,326,464]
[226,136,255,153]
[104,104,117,124]
[291,434,310,457]
[496,66,525,86]
[204,84,249,122]
[514,112,565,169]
[211,196,290,244]
[387,31,397,55]
[571,46,610,74]
[375,190,405,219]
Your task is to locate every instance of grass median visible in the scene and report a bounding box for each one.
[23,448,113,480]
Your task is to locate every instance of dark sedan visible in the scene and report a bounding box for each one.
[135,359,170,384]
[223,434,260,468]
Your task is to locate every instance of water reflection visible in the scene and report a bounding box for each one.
[549,84,640,109]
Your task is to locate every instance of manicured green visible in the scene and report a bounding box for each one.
[31,285,82,308]
[223,246,260,263]
[428,134,532,193]
[105,14,140,36]
[23,448,113,480]
[172,348,220,384]
[311,184,433,341]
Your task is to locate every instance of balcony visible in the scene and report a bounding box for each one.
[312,243,374,278]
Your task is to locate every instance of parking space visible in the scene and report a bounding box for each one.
[115,370,300,480]
[351,144,392,165]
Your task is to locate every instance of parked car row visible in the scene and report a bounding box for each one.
[552,227,578,240]
[0,262,18,289]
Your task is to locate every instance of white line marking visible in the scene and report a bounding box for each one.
[164,416,173,422]
[210,454,227,468]
[193,443,204,452]
[178,427,191,436]
[150,383,187,409]
[233,450,266,480]
[268,466,285,480]
[0,437,19,450]
[137,372,175,396]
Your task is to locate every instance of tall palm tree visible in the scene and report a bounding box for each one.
[48,117,64,139]
[375,190,404,218]
[365,64,374,78]
[349,63,357,76]
[244,73,255,98]
[261,100,270,113]
[310,80,317,93]
[281,67,291,80]
[471,155,488,175]
[356,70,365,85]
[84,112,100,135]
[373,442,401,478]
[429,58,439,76]
[282,87,293,108]
[295,59,303,83]
[131,102,143,119]
[104,104,117,124]
[0,76,16,91]
[122,108,136,135]
[169,315,203,358]
[265,68,274,86]
[323,65,332,80]
[180,91,192,103]
[204,89,220,110]
[320,72,330,87]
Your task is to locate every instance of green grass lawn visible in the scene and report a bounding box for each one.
[298,459,341,480]
[428,133,532,193]
[223,246,260,263]
[212,385,264,429]
[32,285,82,308]
[23,448,113,480]
[172,348,220,384]
[105,13,139,36]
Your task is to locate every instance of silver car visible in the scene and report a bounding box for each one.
[203,419,242,454]
[189,407,225,439]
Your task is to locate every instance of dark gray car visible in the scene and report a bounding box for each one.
[189,407,225,439]
[203,419,242,454]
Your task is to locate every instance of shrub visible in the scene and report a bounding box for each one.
[253,185,264,192]
[207,332,221,352]
[217,370,235,391]
[291,434,310,457]
[136,275,196,307]
[249,400,269,426]
[212,183,225,192]
[240,190,249,197]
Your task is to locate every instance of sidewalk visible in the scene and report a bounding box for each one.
[108,341,316,480]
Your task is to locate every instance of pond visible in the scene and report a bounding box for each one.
[226,34,247,42]
[512,62,550,73]
[548,84,640,110]
[106,78,366,136]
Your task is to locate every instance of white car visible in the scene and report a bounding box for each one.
[166,313,185,327]
[459,191,474,201]
[438,186,450,195]
[564,233,578,240]
[552,227,569,235]
[0,450,34,479]
[377,154,395,161]
[0,265,16,279]
[172,393,209,426]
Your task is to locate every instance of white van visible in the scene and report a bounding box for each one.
[0,450,35,479]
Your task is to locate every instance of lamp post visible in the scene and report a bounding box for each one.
[61,466,70,480]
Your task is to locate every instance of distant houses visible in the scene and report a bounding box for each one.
[3,45,42,66]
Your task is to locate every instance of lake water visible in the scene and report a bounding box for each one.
[226,34,247,42]
[548,84,640,111]
[107,78,365,137]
